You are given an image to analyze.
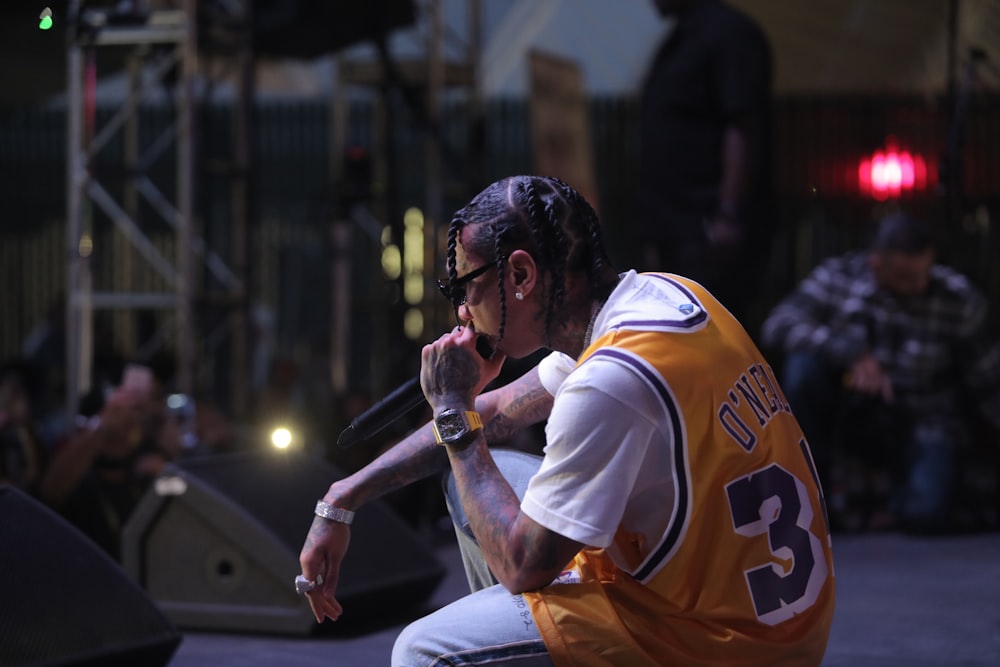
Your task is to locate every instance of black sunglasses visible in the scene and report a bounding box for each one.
[437,261,496,310]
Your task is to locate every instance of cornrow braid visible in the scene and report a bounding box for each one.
[522,179,564,345]
[446,217,461,287]
[548,177,612,299]
[493,234,508,342]
[522,179,550,267]
[541,196,567,345]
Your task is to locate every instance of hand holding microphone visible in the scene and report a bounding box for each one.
[337,329,502,447]
[421,326,503,413]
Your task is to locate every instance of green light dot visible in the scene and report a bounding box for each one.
[39,16,53,30]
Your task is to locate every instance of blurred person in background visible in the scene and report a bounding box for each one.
[0,360,48,495]
[39,365,179,560]
[636,0,775,331]
[761,211,1000,533]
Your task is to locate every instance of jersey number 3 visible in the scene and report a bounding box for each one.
[725,458,829,626]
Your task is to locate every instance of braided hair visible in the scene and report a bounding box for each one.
[446,175,617,344]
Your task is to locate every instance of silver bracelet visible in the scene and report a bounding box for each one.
[314,500,355,525]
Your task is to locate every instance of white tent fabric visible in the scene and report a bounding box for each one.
[475,0,1000,96]
[740,0,1000,94]
[477,0,671,97]
[42,0,1000,106]
[331,0,1000,97]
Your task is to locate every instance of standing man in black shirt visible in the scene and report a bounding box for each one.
[637,0,774,330]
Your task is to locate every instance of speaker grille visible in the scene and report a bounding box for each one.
[122,451,445,635]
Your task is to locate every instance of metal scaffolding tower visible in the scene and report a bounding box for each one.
[65,0,252,417]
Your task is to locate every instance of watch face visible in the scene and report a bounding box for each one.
[436,412,467,441]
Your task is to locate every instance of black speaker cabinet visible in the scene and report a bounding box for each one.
[0,485,181,667]
[122,451,445,635]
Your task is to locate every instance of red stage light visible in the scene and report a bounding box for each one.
[858,140,928,201]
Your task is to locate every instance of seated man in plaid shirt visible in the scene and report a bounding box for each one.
[761,211,1000,533]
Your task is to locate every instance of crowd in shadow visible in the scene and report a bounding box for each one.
[0,347,239,563]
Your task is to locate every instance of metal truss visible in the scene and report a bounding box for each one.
[65,0,251,416]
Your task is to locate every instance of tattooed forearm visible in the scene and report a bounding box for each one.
[453,440,521,544]
[325,366,551,513]
[503,381,554,424]
[324,422,448,509]
[447,438,581,593]
[480,368,553,443]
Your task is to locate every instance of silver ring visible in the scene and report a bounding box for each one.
[294,573,323,595]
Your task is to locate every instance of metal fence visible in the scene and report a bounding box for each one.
[1,93,998,407]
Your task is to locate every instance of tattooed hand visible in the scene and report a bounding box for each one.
[298,514,351,623]
[421,326,505,413]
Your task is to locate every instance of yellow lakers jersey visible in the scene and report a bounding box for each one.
[524,274,835,667]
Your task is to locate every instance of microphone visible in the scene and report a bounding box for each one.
[337,335,495,448]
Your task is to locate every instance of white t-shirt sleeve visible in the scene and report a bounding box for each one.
[536,350,577,395]
[521,357,662,547]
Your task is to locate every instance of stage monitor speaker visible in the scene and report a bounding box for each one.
[0,485,181,667]
[122,450,446,635]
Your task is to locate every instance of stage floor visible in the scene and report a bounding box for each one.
[169,531,1000,666]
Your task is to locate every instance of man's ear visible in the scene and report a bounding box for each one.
[506,249,537,294]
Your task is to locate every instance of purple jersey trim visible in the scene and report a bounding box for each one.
[587,347,689,582]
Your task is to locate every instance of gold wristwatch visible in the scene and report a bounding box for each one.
[432,409,483,445]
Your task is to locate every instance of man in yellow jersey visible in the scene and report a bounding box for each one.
[298,175,835,666]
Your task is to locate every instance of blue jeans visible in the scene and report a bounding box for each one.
[780,350,958,531]
[779,350,840,488]
[897,423,955,531]
[391,449,555,667]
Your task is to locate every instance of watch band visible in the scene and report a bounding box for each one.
[465,410,484,431]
